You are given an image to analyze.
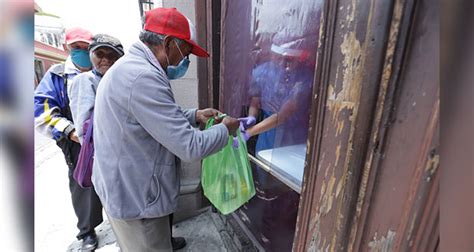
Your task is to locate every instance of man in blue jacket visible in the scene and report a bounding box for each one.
[34,27,103,250]
[93,8,240,251]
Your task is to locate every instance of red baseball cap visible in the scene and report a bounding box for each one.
[144,8,209,57]
[65,27,93,45]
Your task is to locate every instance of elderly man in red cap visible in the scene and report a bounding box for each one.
[92,8,240,251]
[34,27,103,250]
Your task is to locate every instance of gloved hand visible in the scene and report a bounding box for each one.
[232,123,251,148]
[238,116,256,129]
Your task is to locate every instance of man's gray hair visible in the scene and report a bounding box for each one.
[139,30,184,47]
[139,30,165,46]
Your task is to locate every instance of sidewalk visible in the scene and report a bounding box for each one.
[34,132,240,251]
[66,210,234,252]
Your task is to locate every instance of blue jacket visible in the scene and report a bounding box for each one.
[92,41,229,220]
[34,57,80,141]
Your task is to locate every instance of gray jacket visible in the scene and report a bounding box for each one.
[92,41,229,220]
[69,70,101,144]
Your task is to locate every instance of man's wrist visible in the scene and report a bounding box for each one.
[195,109,200,124]
[63,124,75,140]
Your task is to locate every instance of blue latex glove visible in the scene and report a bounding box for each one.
[232,123,251,148]
[238,116,256,129]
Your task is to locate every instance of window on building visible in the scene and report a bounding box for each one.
[34,59,44,87]
[219,2,323,249]
[221,0,323,193]
[139,0,154,17]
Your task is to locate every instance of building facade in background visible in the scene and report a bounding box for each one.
[33,2,67,86]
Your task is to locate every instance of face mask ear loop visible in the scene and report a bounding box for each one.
[175,40,186,59]
[162,38,172,67]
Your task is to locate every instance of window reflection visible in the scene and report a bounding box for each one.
[244,17,318,189]
[221,0,322,249]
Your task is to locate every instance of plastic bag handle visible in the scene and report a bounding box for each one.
[205,113,227,129]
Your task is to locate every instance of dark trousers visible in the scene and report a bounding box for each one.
[57,138,103,239]
[107,213,172,252]
[169,213,174,237]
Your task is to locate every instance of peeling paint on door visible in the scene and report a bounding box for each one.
[368,230,396,252]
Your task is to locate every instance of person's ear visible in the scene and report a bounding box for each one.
[163,36,174,52]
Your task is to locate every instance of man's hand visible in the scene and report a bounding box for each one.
[196,108,221,125]
[222,116,240,136]
[69,129,80,143]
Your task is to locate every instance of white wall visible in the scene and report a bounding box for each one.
[162,0,199,109]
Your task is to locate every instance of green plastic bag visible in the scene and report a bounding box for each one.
[201,117,256,215]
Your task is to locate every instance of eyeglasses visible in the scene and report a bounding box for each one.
[94,50,120,61]
[174,40,190,61]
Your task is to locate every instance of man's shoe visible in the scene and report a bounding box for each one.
[171,237,186,250]
[82,232,98,251]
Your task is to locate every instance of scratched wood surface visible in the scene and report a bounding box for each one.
[293,0,439,251]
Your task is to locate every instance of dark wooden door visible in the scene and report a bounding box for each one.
[293,0,439,251]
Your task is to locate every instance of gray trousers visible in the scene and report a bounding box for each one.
[107,213,172,252]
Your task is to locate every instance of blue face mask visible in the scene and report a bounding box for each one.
[19,16,34,44]
[70,48,92,69]
[166,41,190,80]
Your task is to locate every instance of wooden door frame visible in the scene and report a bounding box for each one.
[195,0,221,110]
